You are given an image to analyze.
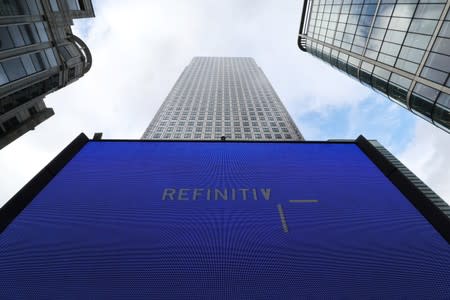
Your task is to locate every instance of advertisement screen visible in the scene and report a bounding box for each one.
[1,141,449,298]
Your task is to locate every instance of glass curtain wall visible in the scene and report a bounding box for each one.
[300,0,450,132]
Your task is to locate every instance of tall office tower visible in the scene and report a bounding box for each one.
[142,57,304,141]
[299,0,450,133]
[0,0,95,149]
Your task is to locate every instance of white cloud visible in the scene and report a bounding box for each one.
[0,0,448,208]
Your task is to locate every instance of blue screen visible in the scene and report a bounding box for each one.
[1,141,449,298]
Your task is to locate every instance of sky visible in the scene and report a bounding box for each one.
[0,0,449,207]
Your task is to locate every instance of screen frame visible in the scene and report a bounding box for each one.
[0,133,448,243]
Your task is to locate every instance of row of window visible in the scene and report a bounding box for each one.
[310,17,440,47]
[50,0,85,12]
[310,38,448,99]
[172,87,276,96]
[162,101,283,108]
[411,85,449,129]
[308,27,449,82]
[308,28,447,77]
[422,18,450,85]
[312,3,445,21]
[148,133,295,140]
[166,99,282,105]
[309,41,449,130]
[0,22,49,51]
[308,2,446,57]
[0,115,20,134]
[0,0,86,16]
[0,0,42,16]
[168,98,280,104]
[157,117,285,124]
[155,121,289,127]
[153,127,292,133]
[158,112,282,120]
[175,78,273,95]
[312,0,446,5]
[309,38,419,77]
[309,18,439,46]
[0,49,58,86]
[310,43,409,104]
[161,107,282,114]
[0,105,41,136]
[310,6,443,33]
[0,74,59,114]
[172,88,274,95]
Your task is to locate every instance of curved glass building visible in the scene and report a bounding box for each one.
[0,0,95,149]
[299,0,449,133]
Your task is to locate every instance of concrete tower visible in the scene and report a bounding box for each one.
[143,57,303,141]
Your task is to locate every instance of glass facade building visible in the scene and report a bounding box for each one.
[299,0,450,133]
[143,57,304,141]
[0,0,95,150]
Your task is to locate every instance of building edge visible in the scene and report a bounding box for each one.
[0,132,89,233]
[356,135,450,243]
[298,0,311,52]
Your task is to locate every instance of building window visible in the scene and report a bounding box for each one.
[8,25,25,47]
[28,106,38,116]
[0,27,13,50]
[0,64,8,85]
[30,52,47,72]
[2,57,27,81]
[49,0,59,11]
[27,0,41,15]
[45,48,58,67]
[58,46,72,61]
[35,22,49,42]
[20,24,40,44]
[21,55,36,75]
[66,0,82,10]
[2,116,20,131]
[0,23,48,51]
[0,0,40,16]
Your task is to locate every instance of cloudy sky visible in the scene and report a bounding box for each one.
[0,0,449,207]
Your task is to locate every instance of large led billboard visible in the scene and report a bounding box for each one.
[1,139,449,298]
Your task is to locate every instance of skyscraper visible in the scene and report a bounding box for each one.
[142,57,304,141]
[299,0,449,133]
[0,0,95,149]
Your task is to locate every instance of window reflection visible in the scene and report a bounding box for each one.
[2,58,27,81]
[420,67,447,84]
